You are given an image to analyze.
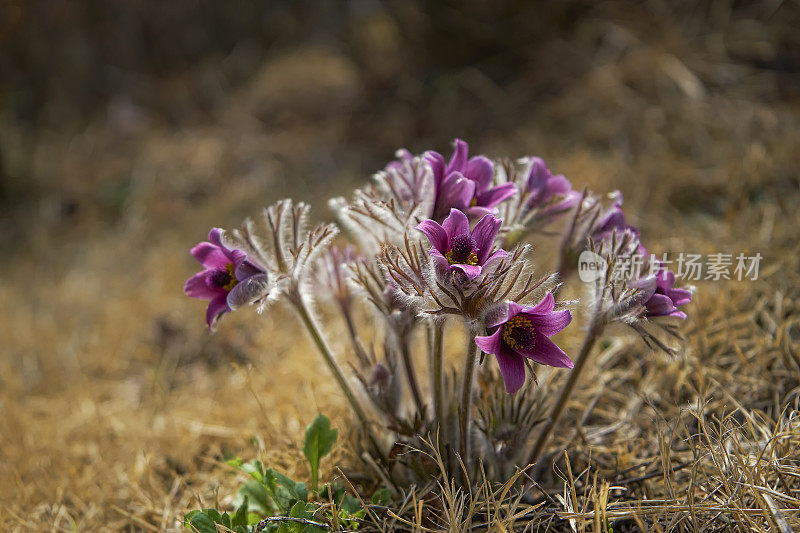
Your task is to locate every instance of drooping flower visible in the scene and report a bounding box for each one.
[185,228,269,329]
[523,157,581,218]
[425,139,517,220]
[589,194,643,248]
[417,208,507,280]
[475,293,573,393]
[631,266,692,319]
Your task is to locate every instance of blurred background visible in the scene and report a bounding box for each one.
[1,1,799,529]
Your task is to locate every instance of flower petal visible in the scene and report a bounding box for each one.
[527,309,572,337]
[190,242,228,269]
[506,301,524,319]
[424,150,446,185]
[207,228,225,248]
[667,287,692,307]
[235,259,265,280]
[518,334,574,368]
[483,249,508,267]
[446,139,469,174]
[227,273,271,310]
[475,328,503,355]
[442,208,470,242]
[435,173,474,216]
[185,271,219,300]
[495,348,526,393]
[520,292,555,315]
[451,263,482,280]
[471,214,502,264]
[645,293,677,317]
[416,219,448,253]
[205,294,229,330]
[484,303,511,329]
[465,156,493,191]
[475,182,517,208]
[630,276,657,304]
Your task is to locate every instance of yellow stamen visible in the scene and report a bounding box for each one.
[222,262,238,292]
[445,250,478,266]
[502,316,535,351]
[470,197,478,207]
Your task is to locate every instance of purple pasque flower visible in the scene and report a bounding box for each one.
[416,208,507,280]
[475,293,573,394]
[523,157,581,217]
[185,228,269,329]
[590,194,639,243]
[631,266,692,319]
[425,139,517,220]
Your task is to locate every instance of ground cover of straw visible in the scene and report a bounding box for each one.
[1,3,799,531]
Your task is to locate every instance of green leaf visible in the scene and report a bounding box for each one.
[232,496,248,528]
[272,469,308,507]
[370,488,392,506]
[239,480,273,515]
[186,512,218,533]
[185,509,232,533]
[303,415,338,492]
[339,493,362,515]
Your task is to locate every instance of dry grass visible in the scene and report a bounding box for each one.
[1,2,799,531]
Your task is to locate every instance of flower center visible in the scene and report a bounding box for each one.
[210,262,238,292]
[445,233,478,265]
[502,316,536,351]
[470,196,478,207]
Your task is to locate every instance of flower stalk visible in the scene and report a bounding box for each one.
[429,321,445,434]
[290,289,385,462]
[398,332,425,416]
[526,314,604,466]
[459,335,479,467]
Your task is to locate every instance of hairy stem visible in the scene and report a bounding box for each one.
[292,292,385,462]
[429,321,445,436]
[340,302,370,368]
[459,335,479,467]
[526,317,603,466]
[398,331,425,416]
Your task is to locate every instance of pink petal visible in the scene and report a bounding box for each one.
[205,294,229,330]
[416,219,448,253]
[424,151,446,185]
[466,156,493,191]
[528,309,572,337]
[446,139,469,174]
[483,249,508,267]
[185,271,219,300]
[518,334,574,368]
[190,242,228,269]
[436,173,475,214]
[471,214,502,264]
[442,208,470,242]
[521,292,555,315]
[475,182,517,208]
[451,263,482,280]
[667,287,692,307]
[645,293,676,316]
[495,348,526,393]
[475,329,503,355]
[484,303,511,329]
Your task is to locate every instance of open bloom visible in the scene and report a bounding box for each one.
[185,228,269,329]
[417,208,507,280]
[523,157,581,217]
[475,293,573,393]
[425,139,517,220]
[631,267,692,319]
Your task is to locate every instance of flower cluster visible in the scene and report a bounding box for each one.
[184,138,693,481]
